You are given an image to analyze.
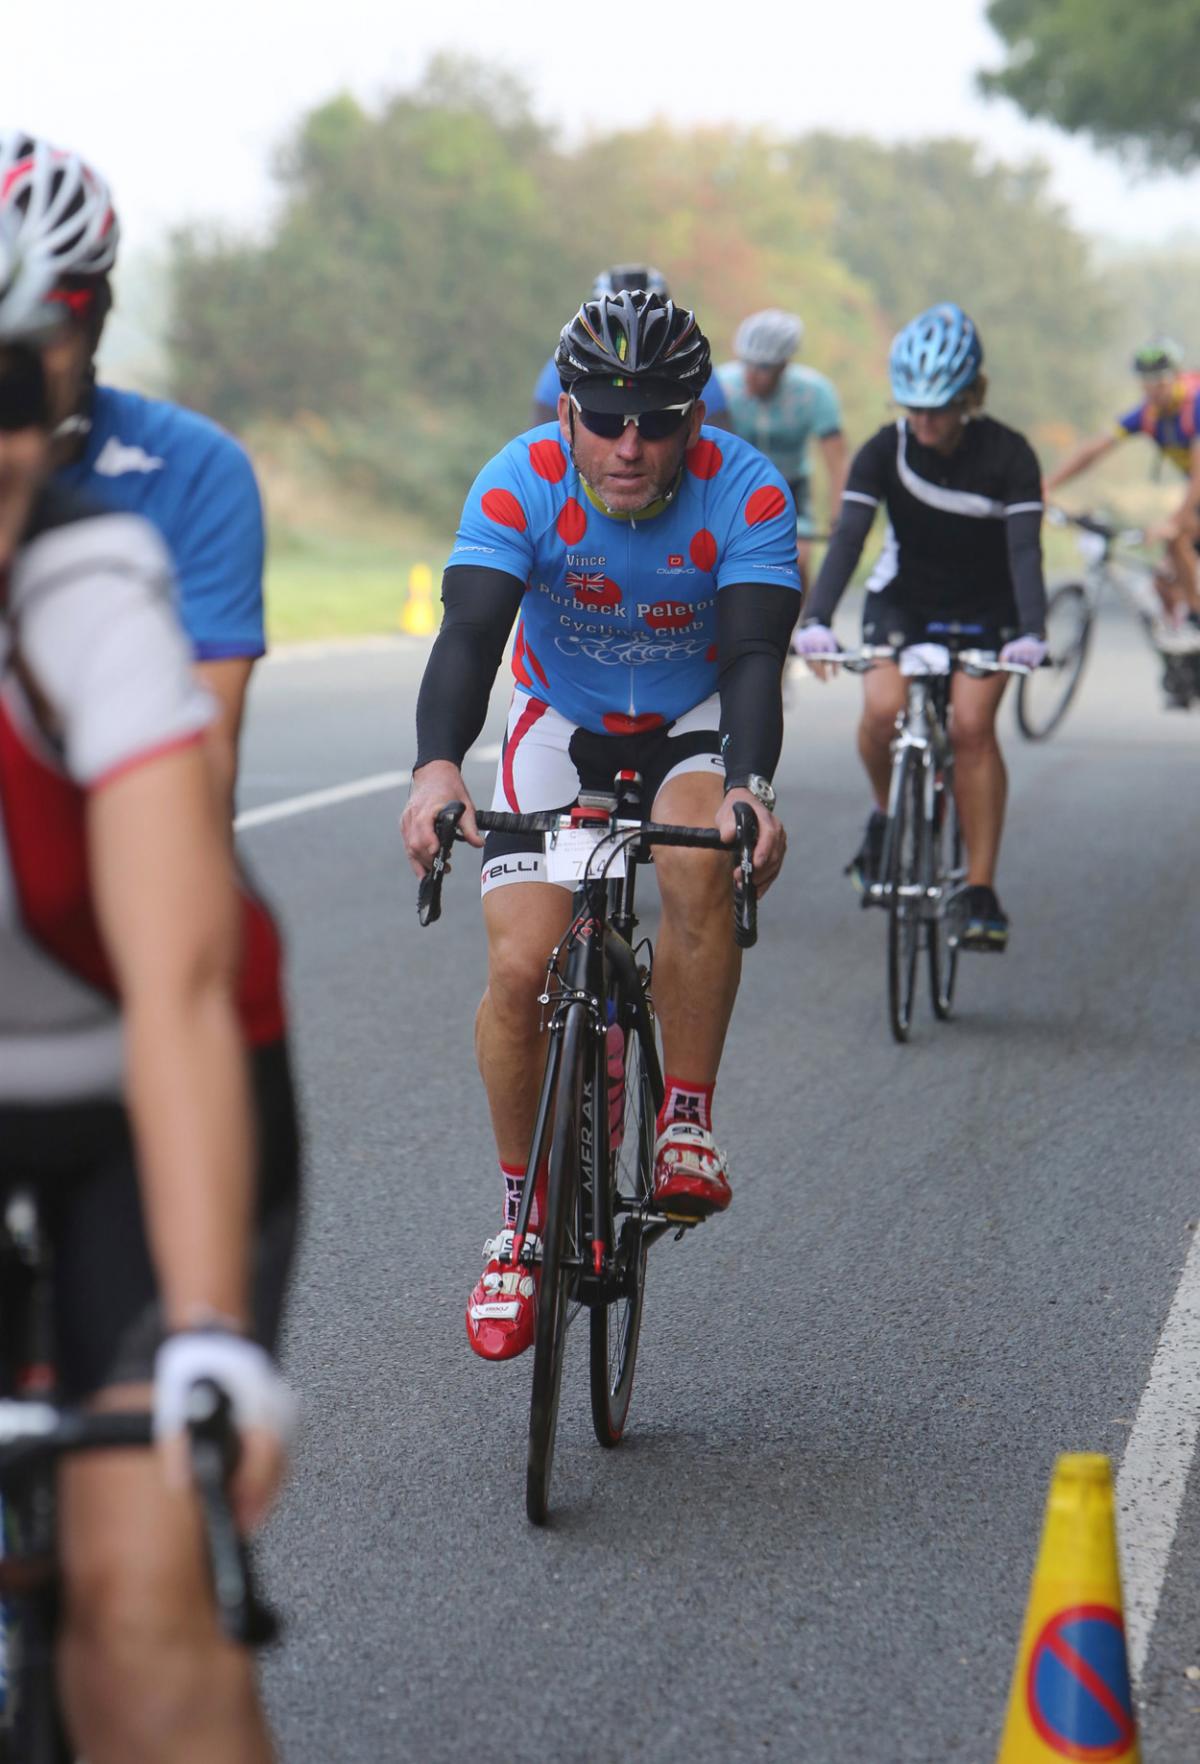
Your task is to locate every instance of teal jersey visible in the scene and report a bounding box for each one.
[716,361,842,487]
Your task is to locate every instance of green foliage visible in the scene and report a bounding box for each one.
[166,54,1117,523]
[787,134,1115,437]
[981,0,1200,170]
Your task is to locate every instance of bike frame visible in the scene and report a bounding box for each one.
[509,842,669,1287]
[874,674,954,930]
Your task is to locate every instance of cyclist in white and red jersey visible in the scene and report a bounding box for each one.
[0,222,297,1763]
[403,289,800,1362]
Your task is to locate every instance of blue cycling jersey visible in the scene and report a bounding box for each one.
[55,385,266,662]
[446,425,801,733]
[532,353,728,417]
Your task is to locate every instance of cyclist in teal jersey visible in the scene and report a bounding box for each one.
[717,308,848,600]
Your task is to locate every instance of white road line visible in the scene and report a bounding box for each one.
[1117,1222,1200,1680]
[235,770,411,830]
[233,747,498,832]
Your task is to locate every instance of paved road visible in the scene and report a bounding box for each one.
[237,613,1200,1762]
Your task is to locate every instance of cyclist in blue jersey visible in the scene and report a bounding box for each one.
[531,264,731,431]
[0,131,266,807]
[404,290,800,1361]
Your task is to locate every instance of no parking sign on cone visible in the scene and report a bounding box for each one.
[997,1453,1138,1762]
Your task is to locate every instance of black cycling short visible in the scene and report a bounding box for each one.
[481,688,724,894]
[861,581,1018,653]
[0,1040,300,1399]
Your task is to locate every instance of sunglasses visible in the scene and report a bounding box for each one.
[570,394,694,442]
[0,347,50,434]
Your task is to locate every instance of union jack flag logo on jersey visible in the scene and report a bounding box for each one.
[566,570,608,597]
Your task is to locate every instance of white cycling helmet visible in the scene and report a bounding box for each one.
[0,130,119,278]
[0,211,63,347]
[734,308,803,367]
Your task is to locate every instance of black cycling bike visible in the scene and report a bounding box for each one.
[809,644,1028,1043]
[419,777,757,1524]
[0,1183,277,1763]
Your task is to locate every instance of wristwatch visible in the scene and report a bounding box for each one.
[724,773,776,813]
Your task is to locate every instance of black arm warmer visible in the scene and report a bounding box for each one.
[1005,508,1048,636]
[716,584,801,784]
[413,566,525,770]
[802,498,877,626]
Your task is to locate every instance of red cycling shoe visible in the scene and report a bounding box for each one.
[466,1228,541,1361]
[652,1122,732,1219]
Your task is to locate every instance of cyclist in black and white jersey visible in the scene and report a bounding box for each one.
[0,221,297,1761]
[795,304,1047,951]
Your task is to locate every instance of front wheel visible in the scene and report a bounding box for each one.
[1016,582,1092,740]
[929,769,964,1021]
[526,1004,587,1526]
[885,750,923,1044]
[589,1020,656,1447]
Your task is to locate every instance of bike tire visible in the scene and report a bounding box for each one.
[589,1018,655,1448]
[526,1002,587,1526]
[1016,582,1092,740]
[929,768,964,1021]
[886,751,922,1044]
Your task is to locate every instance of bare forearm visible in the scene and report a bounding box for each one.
[1045,435,1114,491]
[123,983,255,1330]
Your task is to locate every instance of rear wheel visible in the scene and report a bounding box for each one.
[1016,582,1092,739]
[589,1018,656,1447]
[526,1004,587,1526]
[886,752,923,1045]
[929,768,964,1020]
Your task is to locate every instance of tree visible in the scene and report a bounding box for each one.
[980,0,1200,171]
[787,134,1116,439]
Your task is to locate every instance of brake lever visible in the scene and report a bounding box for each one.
[186,1379,279,1649]
[417,800,466,926]
[731,801,758,949]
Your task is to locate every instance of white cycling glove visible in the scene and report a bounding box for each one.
[154,1330,298,1445]
[999,635,1048,669]
[792,623,838,659]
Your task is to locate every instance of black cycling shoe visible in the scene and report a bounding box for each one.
[846,809,887,896]
[954,884,1009,953]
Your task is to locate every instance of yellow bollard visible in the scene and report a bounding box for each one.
[996,1453,1138,1762]
[399,562,437,636]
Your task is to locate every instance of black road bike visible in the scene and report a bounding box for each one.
[419,777,757,1523]
[808,644,1029,1044]
[0,1184,278,1763]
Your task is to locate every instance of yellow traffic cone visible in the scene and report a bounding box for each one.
[399,562,437,636]
[997,1453,1138,1762]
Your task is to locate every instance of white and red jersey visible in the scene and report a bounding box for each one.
[0,492,284,1103]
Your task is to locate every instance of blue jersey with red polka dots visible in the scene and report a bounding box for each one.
[446,425,801,735]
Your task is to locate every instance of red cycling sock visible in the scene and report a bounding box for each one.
[658,1077,715,1135]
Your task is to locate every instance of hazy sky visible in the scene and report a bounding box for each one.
[6,0,1199,252]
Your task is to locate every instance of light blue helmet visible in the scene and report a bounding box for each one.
[889,303,983,409]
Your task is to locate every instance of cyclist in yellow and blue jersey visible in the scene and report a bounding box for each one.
[1045,340,1200,640]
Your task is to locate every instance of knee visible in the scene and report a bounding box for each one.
[860,705,898,750]
[485,929,552,1027]
[62,1551,250,1746]
[655,847,730,931]
[951,715,999,762]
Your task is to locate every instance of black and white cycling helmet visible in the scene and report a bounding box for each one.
[734,308,803,367]
[0,210,63,347]
[556,290,711,410]
[592,263,670,299]
[0,130,119,279]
